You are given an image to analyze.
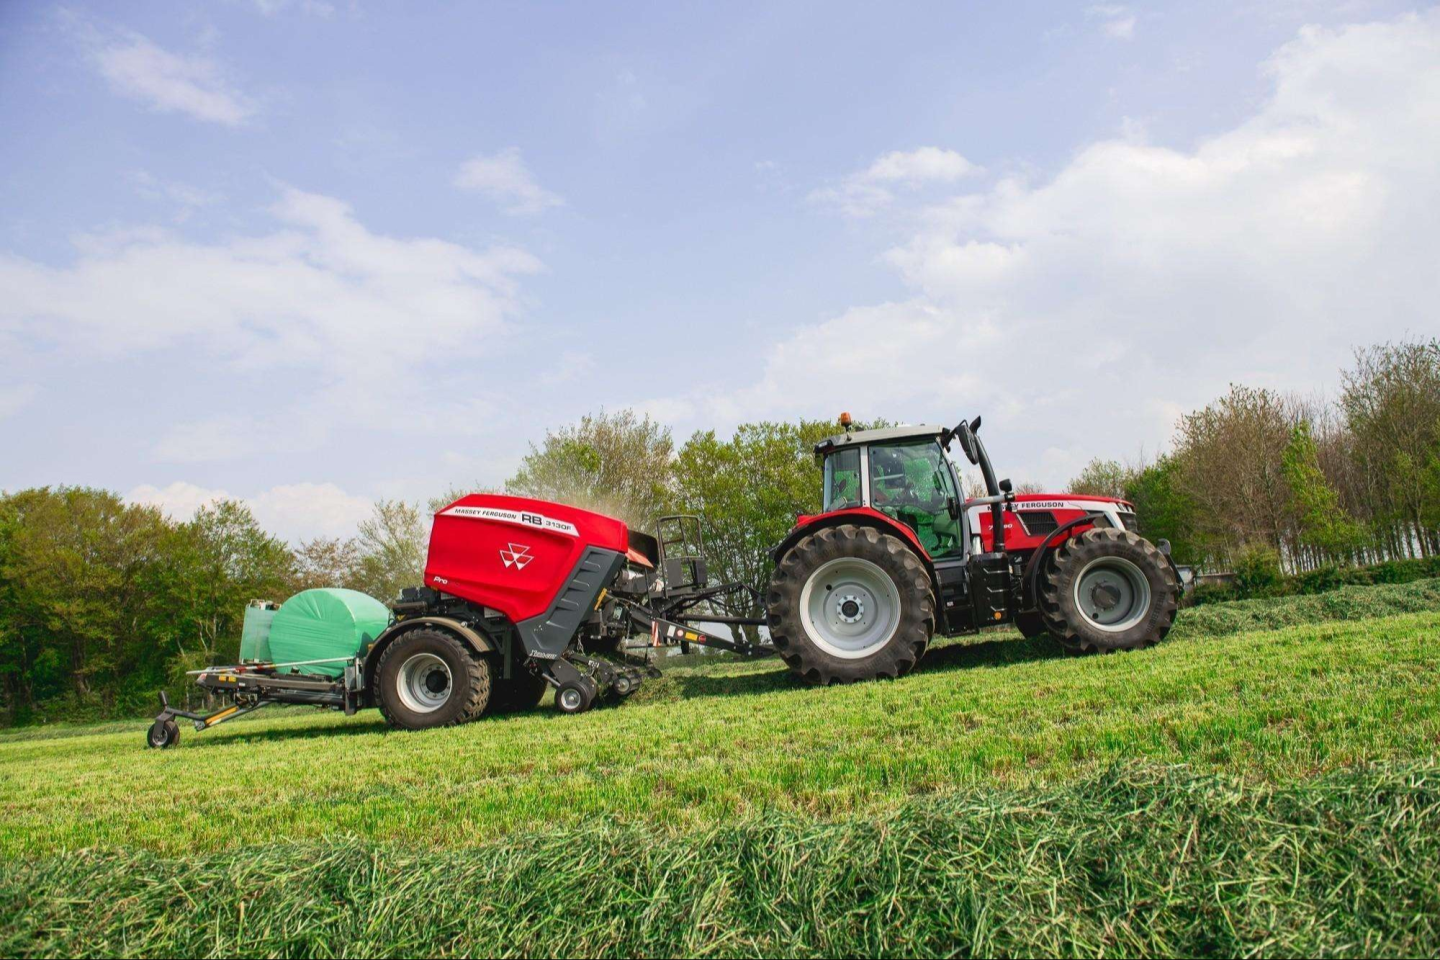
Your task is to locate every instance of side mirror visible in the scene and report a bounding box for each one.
[955,423,979,465]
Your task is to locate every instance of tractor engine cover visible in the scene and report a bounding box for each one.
[425,494,632,654]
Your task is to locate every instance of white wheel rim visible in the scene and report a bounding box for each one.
[798,557,902,659]
[1074,556,1152,633]
[397,653,452,713]
[559,687,583,711]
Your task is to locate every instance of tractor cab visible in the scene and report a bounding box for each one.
[814,421,972,558]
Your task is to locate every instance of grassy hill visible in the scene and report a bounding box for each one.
[3,579,1439,957]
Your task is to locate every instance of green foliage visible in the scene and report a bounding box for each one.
[170,500,293,668]
[1340,339,1440,552]
[1068,457,1129,498]
[672,419,843,606]
[506,409,674,528]
[4,760,1438,958]
[0,490,291,721]
[0,488,182,719]
[1232,544,1284,597]
[1281,422,1367,558]
[1121,455,1199,564]
[1189,554,1440,605]
[350,500,427,603]
[287,535,361,594]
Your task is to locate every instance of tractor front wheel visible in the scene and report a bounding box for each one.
[1037,528,1179,654]
[766,524,935,684]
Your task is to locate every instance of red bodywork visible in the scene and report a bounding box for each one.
[425,494,630,624]
[792,493,1133,560]
[980,493,1133,553]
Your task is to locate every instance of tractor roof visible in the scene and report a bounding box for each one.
[814,424,945,455]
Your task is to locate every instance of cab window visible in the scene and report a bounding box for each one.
[822,447,862,510]
[866,441,962,556]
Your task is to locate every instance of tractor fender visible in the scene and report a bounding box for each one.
[362,616,495,692]
[770,508,938,584]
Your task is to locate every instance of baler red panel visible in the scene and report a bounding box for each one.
[425,494,629,624]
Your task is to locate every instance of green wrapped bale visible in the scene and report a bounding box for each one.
[268,589,391,677]
[239,601,279,662]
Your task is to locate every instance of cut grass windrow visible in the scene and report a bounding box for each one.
[2,760,1436,959]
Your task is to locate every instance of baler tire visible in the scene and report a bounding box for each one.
[146,718,179,749]
[766,523,935,685]
[375,628,491,730]
[555,679,595,715]
[1037,527,1179,654]
[486,670,548,715]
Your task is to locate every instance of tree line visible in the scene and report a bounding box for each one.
[1069,339,1440,573]
[3,341,1437,722]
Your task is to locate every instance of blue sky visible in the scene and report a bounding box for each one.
[2,1,1437,540]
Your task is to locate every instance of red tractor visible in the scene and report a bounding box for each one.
[152,412,1178,745]
[763,415,1181,683]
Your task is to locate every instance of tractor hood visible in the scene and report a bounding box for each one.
[1008,493,1134,512]
[968,493,1137,554]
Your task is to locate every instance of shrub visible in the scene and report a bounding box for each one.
[1233,546,1285,597]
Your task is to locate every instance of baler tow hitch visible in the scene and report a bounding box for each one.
[617,599,773,658]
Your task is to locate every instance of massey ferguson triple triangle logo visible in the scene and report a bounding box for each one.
[499,543,534,570]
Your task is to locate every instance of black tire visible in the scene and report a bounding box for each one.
[486,669,548,715]
[766,523,935,684]
[555,678,595,714]
[1037,527,1179,654]
[146,718,179,749]
[611,671,636,698]
[375,627,491,730]
[1014,609,1051,641]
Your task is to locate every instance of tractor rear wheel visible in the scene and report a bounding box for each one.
[1037,527,1178,654]
[766,524,935,684]
[375,628,491,730]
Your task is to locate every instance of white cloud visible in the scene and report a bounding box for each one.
[454,148,564,215]
[252,0,337,16]
[1087,5,1137,40]
[0,383,38,421]
[667,11,1440,487]
[810,147,981,217]
[91,30,257,126]
[127,480,373,542]
[130,171,224,221]
[0,186,543,460]
[864,147,982,184]
[127,481,230,521]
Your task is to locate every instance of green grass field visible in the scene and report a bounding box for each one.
[3,579,1440,957]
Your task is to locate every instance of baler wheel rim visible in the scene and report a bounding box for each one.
[396,652,453,714]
